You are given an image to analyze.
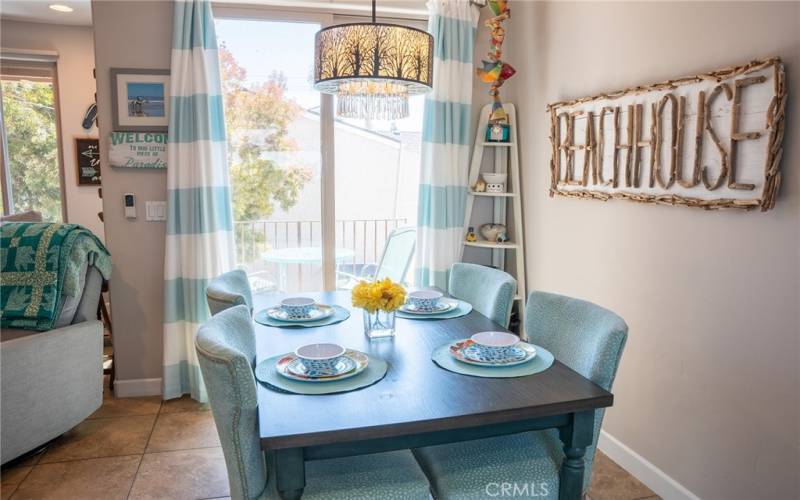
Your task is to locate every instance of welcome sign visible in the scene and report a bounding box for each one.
[109,132,167,169]
[547,58,786,211]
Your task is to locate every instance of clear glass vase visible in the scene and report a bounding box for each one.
[363,309,396,339]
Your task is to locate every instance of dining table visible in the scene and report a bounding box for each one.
[253,290,614,500]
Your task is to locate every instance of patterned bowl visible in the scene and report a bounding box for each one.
[280,297,316,319]
[407,290,444,311]
[294,343,346,375]
[470,331,520,358]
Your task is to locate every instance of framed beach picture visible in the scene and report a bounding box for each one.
[110,68,170,132]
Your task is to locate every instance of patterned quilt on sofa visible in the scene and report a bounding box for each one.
[0,223,111,331]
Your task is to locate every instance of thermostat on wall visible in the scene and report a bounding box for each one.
[124,193,136,219]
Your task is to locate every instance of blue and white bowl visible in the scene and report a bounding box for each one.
[470,331,520,359]
[407,290,444,312]
[294,343,346,376]
[280,297,316,319]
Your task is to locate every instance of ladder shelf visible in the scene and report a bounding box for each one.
[461,103,527,331]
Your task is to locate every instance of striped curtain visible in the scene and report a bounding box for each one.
[163,0,234,401]
[415,0,479,290]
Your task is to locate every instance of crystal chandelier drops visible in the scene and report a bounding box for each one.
[336,81,409,120]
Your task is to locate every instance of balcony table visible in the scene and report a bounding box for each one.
[261,247,356,291]
[254,291,613,500]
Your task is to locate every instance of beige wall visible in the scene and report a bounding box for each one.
[1,20,105,239]
[463,6,498,268]
[92,0,172,386]
[505,2,799,499]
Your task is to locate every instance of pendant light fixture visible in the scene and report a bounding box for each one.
[313,0,434,120]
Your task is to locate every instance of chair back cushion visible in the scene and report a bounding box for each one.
[195,305,266,499]
[524,291,628,491]
[375,227,416,283]
[448,262,516,327]
[206,269,253,316]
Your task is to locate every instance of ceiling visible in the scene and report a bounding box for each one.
[0,0,428,27]
[1,0,93,26]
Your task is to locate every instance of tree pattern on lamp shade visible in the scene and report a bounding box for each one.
[315,24,433,92]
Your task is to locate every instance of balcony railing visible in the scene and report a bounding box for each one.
[234,218,408,292]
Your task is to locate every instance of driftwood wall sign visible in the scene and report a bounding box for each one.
[547,57,786,211]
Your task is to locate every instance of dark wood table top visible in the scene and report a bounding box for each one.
[255,291,613,450]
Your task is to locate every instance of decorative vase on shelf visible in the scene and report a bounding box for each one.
[351,278,406,339]
[480,223,507,242]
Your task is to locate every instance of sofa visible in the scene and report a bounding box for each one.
[1,221,107,465]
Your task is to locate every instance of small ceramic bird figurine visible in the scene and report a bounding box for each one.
[473,179,487,192]
[466,227,477,242]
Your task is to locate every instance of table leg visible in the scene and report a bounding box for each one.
[558,411,595,500]
[274,448,305,499]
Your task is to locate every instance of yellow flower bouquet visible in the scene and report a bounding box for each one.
[352,278,406,338]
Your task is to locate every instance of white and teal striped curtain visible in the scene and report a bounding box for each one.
[163,0,234,401]
[415,0,479,290]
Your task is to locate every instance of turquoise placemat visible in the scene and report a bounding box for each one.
[432,341,554,378]
[396,299,473,320]
[255,353,388,395]
[254,305,350,328]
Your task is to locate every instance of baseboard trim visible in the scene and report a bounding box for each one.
[598,430,701,500]
[113,378,162,397]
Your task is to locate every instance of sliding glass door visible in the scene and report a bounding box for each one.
[333,95,423,287]
[0,60,66,221]
[216,9,424,292]
[216,16,325,293]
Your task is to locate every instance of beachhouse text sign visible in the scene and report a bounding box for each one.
[547,58,786,211]
[109,132,167,169]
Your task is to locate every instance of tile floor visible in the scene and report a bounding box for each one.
[2,380,658,500]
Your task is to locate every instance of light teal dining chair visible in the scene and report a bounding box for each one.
[206,269,253,316]
[448,262,516,327]
[413,291,628,499]
[195,305,431,500]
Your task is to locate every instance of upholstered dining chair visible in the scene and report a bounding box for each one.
[206,269,253,316]
[448,262,516,327]
[413,291,628,499]
[195,305,431,500]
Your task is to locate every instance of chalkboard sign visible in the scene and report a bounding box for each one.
[75,138,101,185]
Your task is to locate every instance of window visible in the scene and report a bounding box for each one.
[216,10,425,293]
[0,59,66,221]
[216,16,324,293]
[333,95,423,287]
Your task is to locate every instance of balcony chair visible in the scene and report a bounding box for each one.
[206,269,253,316]
[447,262,516,328]
[338,226,416,288]
[195,305,431,499]
[412,291,628,499]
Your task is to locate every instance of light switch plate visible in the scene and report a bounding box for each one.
[145,201,167,221]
